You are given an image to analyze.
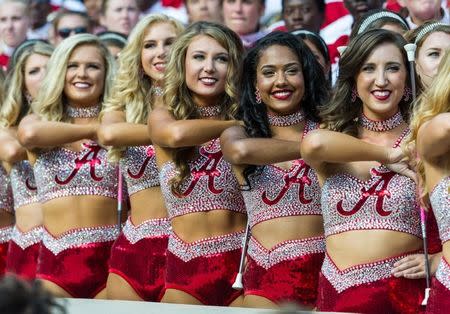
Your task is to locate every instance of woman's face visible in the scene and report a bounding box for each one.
[256,44,305,115]
[356,42,407,120]
[24,53,50,99]
[185,35,229,106]
[416,31,450,88]
[141,22,178,82]
[303,38,330,79]
[101,0,140,36]
[64,44,106,106]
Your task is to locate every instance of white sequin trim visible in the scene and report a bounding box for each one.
[42,225,119,255]
[123,217,171,244]
[10,226,43,249]
[322,253,409,293]
[168,230,244,262]
[0,225,13,243]
[248,235,325,269]
[436,258,450,291]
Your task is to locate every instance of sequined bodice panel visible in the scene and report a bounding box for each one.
[430,176,450,243]
[34,141,119,203]
[0,165,13,212]
[321,165,421,238]
[10,160,38,209]
[159,138,246,219]
[120,145,159,196]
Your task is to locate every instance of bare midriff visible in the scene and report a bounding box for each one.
[15,203,43,232]
[128,186,168,225]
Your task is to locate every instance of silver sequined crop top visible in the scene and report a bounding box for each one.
[120,145,159,196]
[430,176,450,243]
[159,138,246,219]
[33,141,119,203]
[243,120,322,228]
[0,165,13,213]
[10,161,39,210]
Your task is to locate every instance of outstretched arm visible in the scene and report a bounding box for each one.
[220,126,301,165]
[148,107,240,148]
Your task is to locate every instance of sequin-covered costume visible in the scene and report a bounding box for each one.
[6,161,41,280]
[159,138,246,305]
[0,165,13,276]
[317,130,426,313]
[33,142,120,297]
[426,176,450,314]
[0,225,13,277]
[241,120,325,305]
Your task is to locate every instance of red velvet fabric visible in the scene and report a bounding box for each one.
[108,232,168,301]
[36,240,114,298]
[0,242,8,277]
[165,249,242,305]
[243,252,324,306]
[6,241,40,281]
[426,275,450,314]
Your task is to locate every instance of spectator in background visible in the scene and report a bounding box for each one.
[186,0,223,24]
[84,0,106,33]
[100,0,141,37]
[98,31,128,59]
[282,0,325,33]
[222,0,267,48]
[0,0,30,70]
[398,0,449,28]
[343,0,384,23]
[27,0,52,40]
[50,10,91,46]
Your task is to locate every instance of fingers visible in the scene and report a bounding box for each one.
[392,255,426,278]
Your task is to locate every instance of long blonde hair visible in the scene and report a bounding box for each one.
[406,50,450,200]
[163,21,244,195]
[102,14,184,162]
[0,42,53,128]
[33,34,115,122]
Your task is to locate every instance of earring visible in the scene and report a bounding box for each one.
[255,88,262,104]
[351,87,358,102]
[403,86,412,102]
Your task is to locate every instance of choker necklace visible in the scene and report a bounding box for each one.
[267,110,305,127]
[151,86,163,97]
[197,105,221,118]
[66,104,101,118]
[359,111,404,132]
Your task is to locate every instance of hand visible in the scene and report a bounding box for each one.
[385,148,417,182]
[391,254,428,279]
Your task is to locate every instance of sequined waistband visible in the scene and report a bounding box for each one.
[123,217,171,244]
[436,257,450,291]
[0,225,13,243]
[42,225,119,255]
[168,230,244,262]
[10,226,43,249]
[322,251,418,293]
[248,235,325,269]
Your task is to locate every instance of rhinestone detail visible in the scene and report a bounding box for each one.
[66,104,101,118]
[122,217,171,244]
[10,160,39,210]
[0,165,13,213]
[10,226,43,249]
[268,109,305,127]
[248,235,325,269]
[436,257,450,291]
[41,225,119,256]
[197,105,221,118]
[159,138,246,219]
[168,230,244,262]
[430,176,450,243]
[121,145,159,196]
[322,253,411,293]
[0,225,13,243]
[359,111,404,132]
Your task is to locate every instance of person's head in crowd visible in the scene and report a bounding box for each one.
[282,0,325,33]
[98,31,127,58]
[186,0,223,24]
[0,0,30,49]
[52,11,91,46]
[0,40,53,128]
[291,29,331,83]
[350,9,410,41]
[29,0,52,31]
[398,0,444,27]
[100,0,141,37]
[33,33,115,122]
[222,0,265,36]
[343,0,384,22]
[321,29,412,135]
[84,0,103,28]
[405,21,450,90]
[0,276,66,314]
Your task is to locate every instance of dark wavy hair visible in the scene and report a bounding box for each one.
[239,31,329,187]
[320,29,412,136]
